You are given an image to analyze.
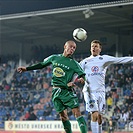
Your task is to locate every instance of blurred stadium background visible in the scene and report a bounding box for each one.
[0,0,133,133]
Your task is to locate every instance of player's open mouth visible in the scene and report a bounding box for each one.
[70,50,74,53]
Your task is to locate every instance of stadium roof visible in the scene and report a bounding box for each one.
[0,0,133,57]
[0,0,130,15]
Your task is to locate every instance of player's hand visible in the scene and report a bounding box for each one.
[76,77,85,84]
[67,82,76,87]
[67,77,85,87]
[17,67,27,73]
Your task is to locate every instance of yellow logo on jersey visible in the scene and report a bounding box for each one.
[53,67,65,77]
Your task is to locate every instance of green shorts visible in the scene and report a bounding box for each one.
[52,87,79,113]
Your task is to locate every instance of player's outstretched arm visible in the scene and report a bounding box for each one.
[17,66,27,73]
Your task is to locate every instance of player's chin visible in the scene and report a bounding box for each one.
[92,53,98,56]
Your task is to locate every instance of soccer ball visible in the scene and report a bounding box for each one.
[73,28,87,42]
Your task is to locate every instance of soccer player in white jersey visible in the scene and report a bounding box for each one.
[80,40,133,133]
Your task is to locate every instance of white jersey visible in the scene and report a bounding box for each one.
[80,55,133,92]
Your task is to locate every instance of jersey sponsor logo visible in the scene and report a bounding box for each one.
[88,72,104,77]
[91,66,99,72]
[54,63,70,70]
[53,67,65,77]
[87,66,104,77]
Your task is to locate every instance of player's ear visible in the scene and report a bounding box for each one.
[64,44,66,49]
[99,48,101,52]
[99,47,102,53]
[64,43,66,49]
[100,44,102,52]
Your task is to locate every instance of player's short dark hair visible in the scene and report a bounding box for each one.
[91,40,102,48]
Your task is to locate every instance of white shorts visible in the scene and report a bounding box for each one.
[83,90,106,114]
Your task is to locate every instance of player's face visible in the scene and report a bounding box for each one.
[90,43,101,56]
[64,41,76,57]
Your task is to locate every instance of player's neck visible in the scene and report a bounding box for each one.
[91,54,99,57]
[62,53,71,58]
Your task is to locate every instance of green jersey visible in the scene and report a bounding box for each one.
[27,54,85,89]
[45,54,85,88]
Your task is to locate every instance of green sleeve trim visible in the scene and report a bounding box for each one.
[26,62,44,71]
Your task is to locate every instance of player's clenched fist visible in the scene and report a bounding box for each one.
[17,66,27,73]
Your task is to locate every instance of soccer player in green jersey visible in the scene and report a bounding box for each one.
[17,40,87,133]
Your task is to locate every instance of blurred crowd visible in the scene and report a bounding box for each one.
[0,58,133,131]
